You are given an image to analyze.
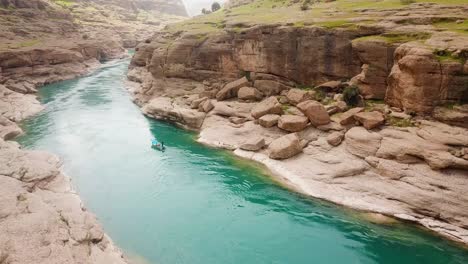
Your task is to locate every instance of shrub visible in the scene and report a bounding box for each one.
[211,2,221,12]
[343,85,361,107]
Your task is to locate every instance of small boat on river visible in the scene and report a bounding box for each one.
[151,138,166,152]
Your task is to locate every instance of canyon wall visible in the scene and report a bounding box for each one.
[133,26,468,115]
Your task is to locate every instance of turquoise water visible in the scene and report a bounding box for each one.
[17,58,468,264]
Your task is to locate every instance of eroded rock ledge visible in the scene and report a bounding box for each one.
[0,135,127,263]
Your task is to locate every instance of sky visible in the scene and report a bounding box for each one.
[182,0,226,16]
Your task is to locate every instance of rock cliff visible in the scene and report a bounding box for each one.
[127,0,468,245]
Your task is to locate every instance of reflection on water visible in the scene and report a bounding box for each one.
[17,56,468,264]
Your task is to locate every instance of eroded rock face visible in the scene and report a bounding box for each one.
[386,43,468,113]
[268,133,302,159]
[0,139,127,264]
[351,39,396,99]
[135,25,364,86]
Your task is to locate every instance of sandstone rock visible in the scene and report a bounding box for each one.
[339,107,364,125]
[345,127,383,158]
[417,121,468,147]
[237,86,263,101]
[0,117,22,140]
[254,80,290,96]
[316,80,343,92]
[251,96,283,119]
[334,101,348,112]
[229,116,247,124]
[386,43,467,113]
[317,122,344,131]
[268,133,303,159]
[353,111,385,129]
[143,97,205,129]
[216,77,249,101]
[199,99,214,113]
[240,137,265,151]
[258,114,280,128]
[377,128,468,170]
[327,132,344,146]
[212,102,238,117]
[351,39,396,99]
[191,97,208,109]
[433,105,468,128]
[286,89,311,105]
[278,115,309,132]
[297,100,330,126]
[199,89,219,99]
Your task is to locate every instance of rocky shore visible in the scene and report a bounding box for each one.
[126,0,468,245]
[0,0,189,262]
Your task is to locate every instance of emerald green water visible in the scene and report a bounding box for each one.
[17,58,468,264]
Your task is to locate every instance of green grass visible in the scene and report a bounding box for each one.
[365,99,386,111]
[433,49,466,63]
[387,116,413,127]
[433,20,468,35]
[52,0,74,7]
[354,32,432,44]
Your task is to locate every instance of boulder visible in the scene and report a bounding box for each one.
[417,121,468,147]
[286,89,311,105]
[339,107,364,125]
[251,96,283,119]
[327,132,344,146]
[268,133,303,159]
[229,116,247,124]
[191,97,208,109]
[345,127,383,158]
[199,99,214,113]
[316,80,344,92]
[237,86,263,101]
[278,115,309,132]
[212,102,238,117]
[254,80,290,96]
[216,77,249,101]
[240,137,265,151]
[353,111,385,129]
[258,114,280,128]
[297,100,330,126]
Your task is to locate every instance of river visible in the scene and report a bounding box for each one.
[17,57,468,264]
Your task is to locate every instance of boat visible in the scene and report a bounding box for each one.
[151,138,166,151]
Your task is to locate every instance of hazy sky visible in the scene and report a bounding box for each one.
[182,0,226,16]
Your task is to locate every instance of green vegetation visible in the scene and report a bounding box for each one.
[353,32,431,44]
[387,116,413,127]
[433,49,465,64]
[52,0,74,7]
[281,104,291,111]
[433,19,468,35]
[400,0,416,4]
[365,99,386,111]
[342,85,360,107]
